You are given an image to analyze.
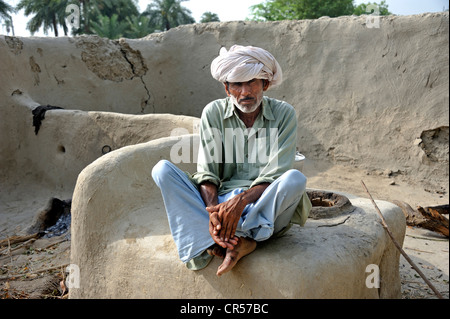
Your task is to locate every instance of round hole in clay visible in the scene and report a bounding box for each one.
[58,145,66,153]
[102,145,112,155]
[306,190,355,219]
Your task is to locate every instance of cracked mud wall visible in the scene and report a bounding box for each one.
[0,13,448,198]
[76,37,147,82]
[1,35,153,114]
[75,37,151,113]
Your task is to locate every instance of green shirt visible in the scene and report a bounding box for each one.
[190,96,311,226]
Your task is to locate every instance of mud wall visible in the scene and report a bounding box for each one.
[0,13,448,195]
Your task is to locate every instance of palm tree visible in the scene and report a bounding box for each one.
[16,0,69,36]
[0,0,15,35]
[200,12,220,23]
[0,0,12,20]
[125,15,155,38]
[90,14,129,39]
[95,0,139,22]
[75,0,139,35]
[77,0,92,34]
[143,0,195,31]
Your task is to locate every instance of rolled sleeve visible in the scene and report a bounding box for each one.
[190,170,222,188]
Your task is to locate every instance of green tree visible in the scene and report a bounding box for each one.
[0,0,13,20]
[250,0,354,21]
[72,0,139,34]
[74,0,140,35]
[90,13,129,39]
[67,0,153,39]
[17,0,69,36]
[77,0,92,34]
[200,11,220,23]
[0,0,15,35]
[88,0,141,38]
[353,1,391,16]
[94,0,139,22]
[142,0,195,31]
[124,15,155,38]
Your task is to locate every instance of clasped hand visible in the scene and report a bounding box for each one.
[206,194,247,250]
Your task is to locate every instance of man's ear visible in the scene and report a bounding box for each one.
[223,82,231,96]
[263,80,270,91]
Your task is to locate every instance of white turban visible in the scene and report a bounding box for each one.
[210,45,283,88]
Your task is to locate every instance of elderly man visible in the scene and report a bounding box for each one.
[152,45,311,276]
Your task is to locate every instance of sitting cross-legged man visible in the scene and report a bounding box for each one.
[152,45,311,276]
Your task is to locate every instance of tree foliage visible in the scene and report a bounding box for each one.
[0,0,13,20]
[11,0,219,39]
[353,1,391,16]
[16,0,69,36]
[74,0,140,35]
[90,13,129,39]
[0,0,14,35]
[200,11,220,23]
[125,15,156,39]
[250,0,391,21]
[142,0,195,31]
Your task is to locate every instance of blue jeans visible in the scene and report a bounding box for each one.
[152,160,307,264]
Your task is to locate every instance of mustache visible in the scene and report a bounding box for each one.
[239,97,255,102]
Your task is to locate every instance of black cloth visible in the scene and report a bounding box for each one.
[32,105,63,135]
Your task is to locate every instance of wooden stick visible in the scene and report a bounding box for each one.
[406,234,448,242]
[7,237,12,265]
[0,233,39,248]
[0,238,37,255]
[361,180,444,299]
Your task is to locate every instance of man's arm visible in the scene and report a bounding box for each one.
[199,181,218,207]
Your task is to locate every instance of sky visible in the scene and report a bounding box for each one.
[2,0,449,37]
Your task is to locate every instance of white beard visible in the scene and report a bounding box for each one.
[230,95,261,113]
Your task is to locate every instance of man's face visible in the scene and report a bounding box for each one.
[225,79,270,114]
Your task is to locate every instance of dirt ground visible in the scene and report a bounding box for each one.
[0,159,448,299]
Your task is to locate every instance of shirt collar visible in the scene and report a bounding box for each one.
[224,96,275,121]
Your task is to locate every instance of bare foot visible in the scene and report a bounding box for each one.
[206,244,226,258]
[216,237,256,277]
